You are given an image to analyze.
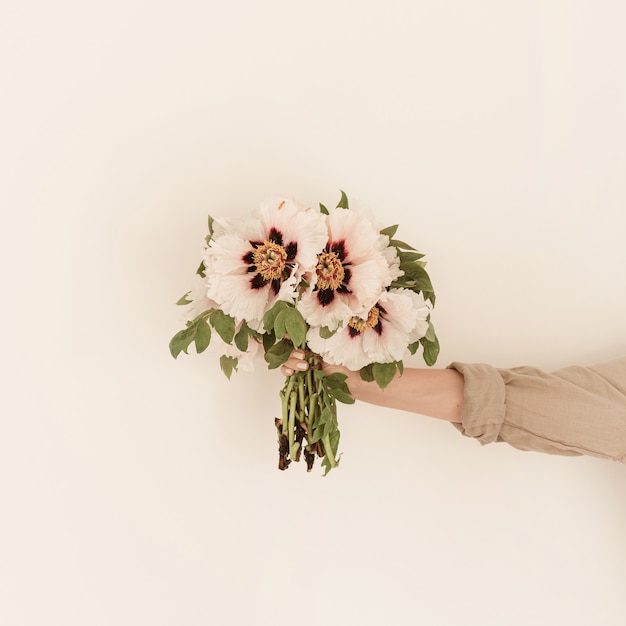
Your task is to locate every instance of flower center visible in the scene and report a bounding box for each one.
[253,241,288,281]
[316,251,345,290]
[348,306,380,333]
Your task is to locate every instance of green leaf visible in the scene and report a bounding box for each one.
[328,429,340,455]
[319,406,334,426]
[407,340,420,356]
[263,300,290,333]
[398,250,425,263]
[248,327,263,341]
[309,428,323,445]
[319,203,329,215]
[170,311,214,358]
[194,321,211,353]
[264,302,304,345]
[310,407,333,443]
[324,373,355,404]
[264,338,293,369]
[372,362,398,389]
[425,319,437,343]
[380,224,399,238]
[319,326,336,339]
[420,334,440,366]
[396,360,404,376]
[273,308,289,342]
[176,292,192,306]
[262,330,276,353]
[336,190,349,209]
[284,308,307,348]
[321,430,341,476]
[398,263,435,294]
[220,355,238,379]
[196,261,206,278]
[210,310,236,344]
[169,326,196,358]
[234,322,250,352]
[323,372,349,387]
[359,364,375,382]
[204,215,215,245]
[330,388,354,404]
[390,238,416,251]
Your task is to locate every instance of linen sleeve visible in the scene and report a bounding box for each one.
[447,358,626,463]
[446,362,506,445]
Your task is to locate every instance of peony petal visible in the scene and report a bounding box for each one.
[204,235,253,276]
[307,326,371,371]
[257,198,328,270]
[206,273,271,324]
[212,215,265,242]
[297,289,355,330]
[326,208,382,263]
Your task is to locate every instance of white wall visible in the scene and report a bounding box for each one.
[2,1,625,624]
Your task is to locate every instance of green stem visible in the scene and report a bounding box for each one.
[288,390,297,452]
[297,376,306,424]
[306,367,316,429]
[281,377,295,436]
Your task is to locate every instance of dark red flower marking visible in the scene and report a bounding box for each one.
[314,239,352,307]
[242,232,297,293]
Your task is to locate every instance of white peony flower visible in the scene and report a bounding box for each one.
[306,288,431,371]
[297,207,393,331]
[203,198,328,328]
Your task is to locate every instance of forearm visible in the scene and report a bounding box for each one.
[341,367,464,424]
[283,350,465,423]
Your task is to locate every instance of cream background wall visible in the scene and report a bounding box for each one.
[2,1,625,624]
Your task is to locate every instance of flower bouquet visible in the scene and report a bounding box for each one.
[170,192,439,474]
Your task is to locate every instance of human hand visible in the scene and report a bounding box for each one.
[281,350,311,376]
[280,350,352,379]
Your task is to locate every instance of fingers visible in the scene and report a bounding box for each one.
[281,350,309,376]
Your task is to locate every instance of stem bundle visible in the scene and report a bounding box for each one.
[275,353,349,475]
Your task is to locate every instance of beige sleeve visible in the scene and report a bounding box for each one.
[447,357,626,464]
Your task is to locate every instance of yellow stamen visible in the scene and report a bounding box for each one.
[316,251,345,290]
[253,241,288,281]
[348,306,380,333]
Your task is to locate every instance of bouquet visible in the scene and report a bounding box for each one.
[170,192,439,474]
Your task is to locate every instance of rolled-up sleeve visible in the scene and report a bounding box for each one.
[447,362,506,445]
[447,358,626,463]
